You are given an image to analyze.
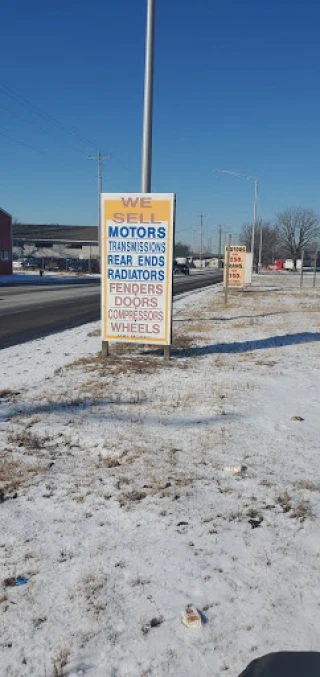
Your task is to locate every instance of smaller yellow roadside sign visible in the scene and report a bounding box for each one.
[223,245,246,288]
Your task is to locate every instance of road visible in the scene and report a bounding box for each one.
[0,270,222,349]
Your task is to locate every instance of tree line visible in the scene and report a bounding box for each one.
[239,207,319,268]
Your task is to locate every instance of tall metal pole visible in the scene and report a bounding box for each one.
[258,216,263,273]
[200,214,203,268]
[141,0,156,193]
[98,152,102,265]
[88,152,110,270]
[251,177,258,271]
[192,228,195,255]
[224,234,231,305]
[218,224,222,269]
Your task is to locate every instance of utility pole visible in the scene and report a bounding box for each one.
[213,170,258,273]
[258,216,263,273]
[199,214,205,268]
[191,228,196,256]
[218,224,222,269]
[141,0,156,193]
[251,177,258,272]
[88,151,110,269]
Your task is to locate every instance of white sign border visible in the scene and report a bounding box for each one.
[101,192,175,345]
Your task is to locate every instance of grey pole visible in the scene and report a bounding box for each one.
[224,234,231,305]
[98,152,102,265]
[141,0,156,193]
[300,249,304,289]
[218,224,222,269]
[88,152,110,268]
[313,247,318,288]
[258,216,263,273]
[251,177,258,271]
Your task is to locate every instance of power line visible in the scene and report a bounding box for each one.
[0,102,98,158]
[0,82,100,153]
[0,129,46,154]
[0,83,136,177]
[0,82,133,174]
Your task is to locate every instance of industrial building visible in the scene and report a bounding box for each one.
[12,223,99,272]
[0,208,13,275]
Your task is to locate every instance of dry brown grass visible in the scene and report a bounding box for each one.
[8,429,49,451]
[0,389,20,401]
[56,351,176,377]
[87,328,100,337]
[255,360,277,367]
[52,648,70,677]
[98,456,121,468]
[0,452,51,496]
[295,479,320,492]
[291,498,314,521]
[184,322,213,334]
[277,490,292,513]
[277,490,314,521]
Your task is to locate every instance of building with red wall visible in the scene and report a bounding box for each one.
[0,208,13,275]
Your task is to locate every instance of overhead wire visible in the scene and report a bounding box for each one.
[0,129,46,154]
[0,82,133,174]
[0,102,98,158]
[0,82,99,152]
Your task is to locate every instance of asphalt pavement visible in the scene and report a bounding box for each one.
[0,270,222,349]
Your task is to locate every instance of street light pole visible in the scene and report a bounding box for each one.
[258,214,263,272]
[141,0,156,193]
[218,224,222,269]
[199,214,205,268]
[213,169,258,272]
[88,151,110,269]
[251,176,258,271]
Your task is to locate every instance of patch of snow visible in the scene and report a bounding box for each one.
[0,274,320,676]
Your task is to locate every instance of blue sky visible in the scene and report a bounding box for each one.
[1,0,320,251]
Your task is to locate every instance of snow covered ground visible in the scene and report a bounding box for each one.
[1,273,320,677]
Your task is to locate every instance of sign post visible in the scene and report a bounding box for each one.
[224,234,231,305]
[101,193,175,356]
[300,249,304,289]
[223,244,246,293]
[313,247,318,288]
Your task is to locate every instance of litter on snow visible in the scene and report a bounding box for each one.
[181,605,202,628]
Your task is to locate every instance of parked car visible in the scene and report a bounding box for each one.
[23,260,37,269]
[47,261,59,272]
[173,260,190,275]
[68,264,82,273]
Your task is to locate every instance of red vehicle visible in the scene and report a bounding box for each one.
[266,260,283,271]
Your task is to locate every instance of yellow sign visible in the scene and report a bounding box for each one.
[223,245,246,288]
[101,193,175,345]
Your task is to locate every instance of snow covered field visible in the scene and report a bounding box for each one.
[1,273,320,677]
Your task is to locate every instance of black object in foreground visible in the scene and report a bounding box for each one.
[238,652,320,677]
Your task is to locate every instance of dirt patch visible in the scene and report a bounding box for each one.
[87,328,100,337]
[0,389,20,401]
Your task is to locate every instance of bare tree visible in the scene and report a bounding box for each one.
[174,241,190,258]
[239,220,280,266]
[275,207,320,269]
